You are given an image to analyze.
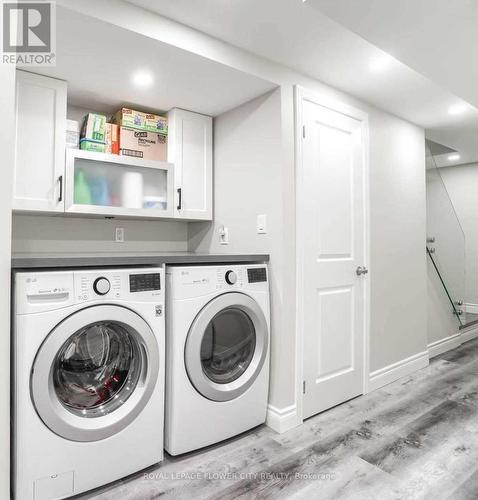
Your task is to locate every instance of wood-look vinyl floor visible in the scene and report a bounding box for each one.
[77,336,478,500]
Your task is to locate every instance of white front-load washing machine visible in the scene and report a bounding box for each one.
[13,267,165,500]
[165,264,270,455]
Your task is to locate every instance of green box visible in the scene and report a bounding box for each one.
[81,113,107,142]
[79,139,106,153]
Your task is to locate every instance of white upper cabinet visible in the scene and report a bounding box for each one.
[168,108,213,220]
[14,71,67,212]
[64,149,174,220]
[12,72,214,221]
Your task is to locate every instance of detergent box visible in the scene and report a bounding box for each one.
[112,108,167,135]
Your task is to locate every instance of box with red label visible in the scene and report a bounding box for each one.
[119,127,167,161]
[105,123,119,155]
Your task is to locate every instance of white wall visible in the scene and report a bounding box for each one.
[0,64,15,499]
[368,110,427,371]
[12,216,188,255]
[439,163,478,305]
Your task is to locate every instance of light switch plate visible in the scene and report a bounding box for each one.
[257,214,267,234]
[219,226,229,245]
[115,227,125,242]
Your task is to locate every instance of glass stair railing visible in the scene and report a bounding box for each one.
[426,142,466,328]
[426,245,464,327]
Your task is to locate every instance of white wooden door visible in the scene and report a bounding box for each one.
[299,94,368,420]
[14,71,67,212]
[167,108,213,220]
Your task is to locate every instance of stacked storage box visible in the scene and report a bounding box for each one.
[112,108,168,161]
[79,114,119,154]
[79,113,107,152]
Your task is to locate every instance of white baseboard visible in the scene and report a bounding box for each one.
[368,351,429,392]
[266,404,300,434]
[461,325,478,343]
[466,303,478,314]
[428,333,461,358]
[427,325,478,358]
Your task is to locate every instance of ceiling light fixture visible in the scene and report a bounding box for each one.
[131,70,154,88]
[448,104,468,115]
[369,54,393,73]
[448,153,461,161]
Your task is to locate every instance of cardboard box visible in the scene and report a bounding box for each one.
[105,123,119,155]
[66,119,79,149]
[81,113,107,142]
[79,139,106,153]
[112,108,168,135]
[119,127,167,161]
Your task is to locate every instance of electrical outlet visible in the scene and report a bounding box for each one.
[115,227,125,242]
[257,214,267,234]
[219,225,229,245]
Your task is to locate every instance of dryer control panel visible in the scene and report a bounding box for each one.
[167,264,268,300]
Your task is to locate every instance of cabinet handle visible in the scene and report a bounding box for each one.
[58,175,63,203]
[177,188,182,210]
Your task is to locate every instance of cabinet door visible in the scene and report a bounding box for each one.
[14,71,67,212]
[168,109,213,220]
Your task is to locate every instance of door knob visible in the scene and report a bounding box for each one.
[356,266,368,276]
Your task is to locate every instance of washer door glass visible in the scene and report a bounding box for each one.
[31,305,159,442]
[185,292,268,402]
[53,321,141,418]
[201,308,256,384]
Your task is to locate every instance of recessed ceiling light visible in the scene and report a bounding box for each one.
[448,104,468,115]
[132,70,154,88]
[369,54,393,73]
[448,153,461,161]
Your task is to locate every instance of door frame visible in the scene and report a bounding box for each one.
[294,85,371,424]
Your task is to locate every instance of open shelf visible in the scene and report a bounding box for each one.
[65,149,174,219]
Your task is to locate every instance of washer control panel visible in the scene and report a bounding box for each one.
[129,272,161,293]
[15,267,164,314]
[93,277,111,295]
[75,268,163,303]
[247,267,267,283]
[225,270,237,285]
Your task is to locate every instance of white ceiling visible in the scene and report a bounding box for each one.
[306,0,478,109]
[126,0,478,166]
[30,7,276,117]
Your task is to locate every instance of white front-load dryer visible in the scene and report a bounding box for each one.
[165,264,270,455]
[13,267,165,500]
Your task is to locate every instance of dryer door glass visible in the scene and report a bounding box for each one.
[53,321,141,418]
[200,308,256,384]
[185,292,268,402]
